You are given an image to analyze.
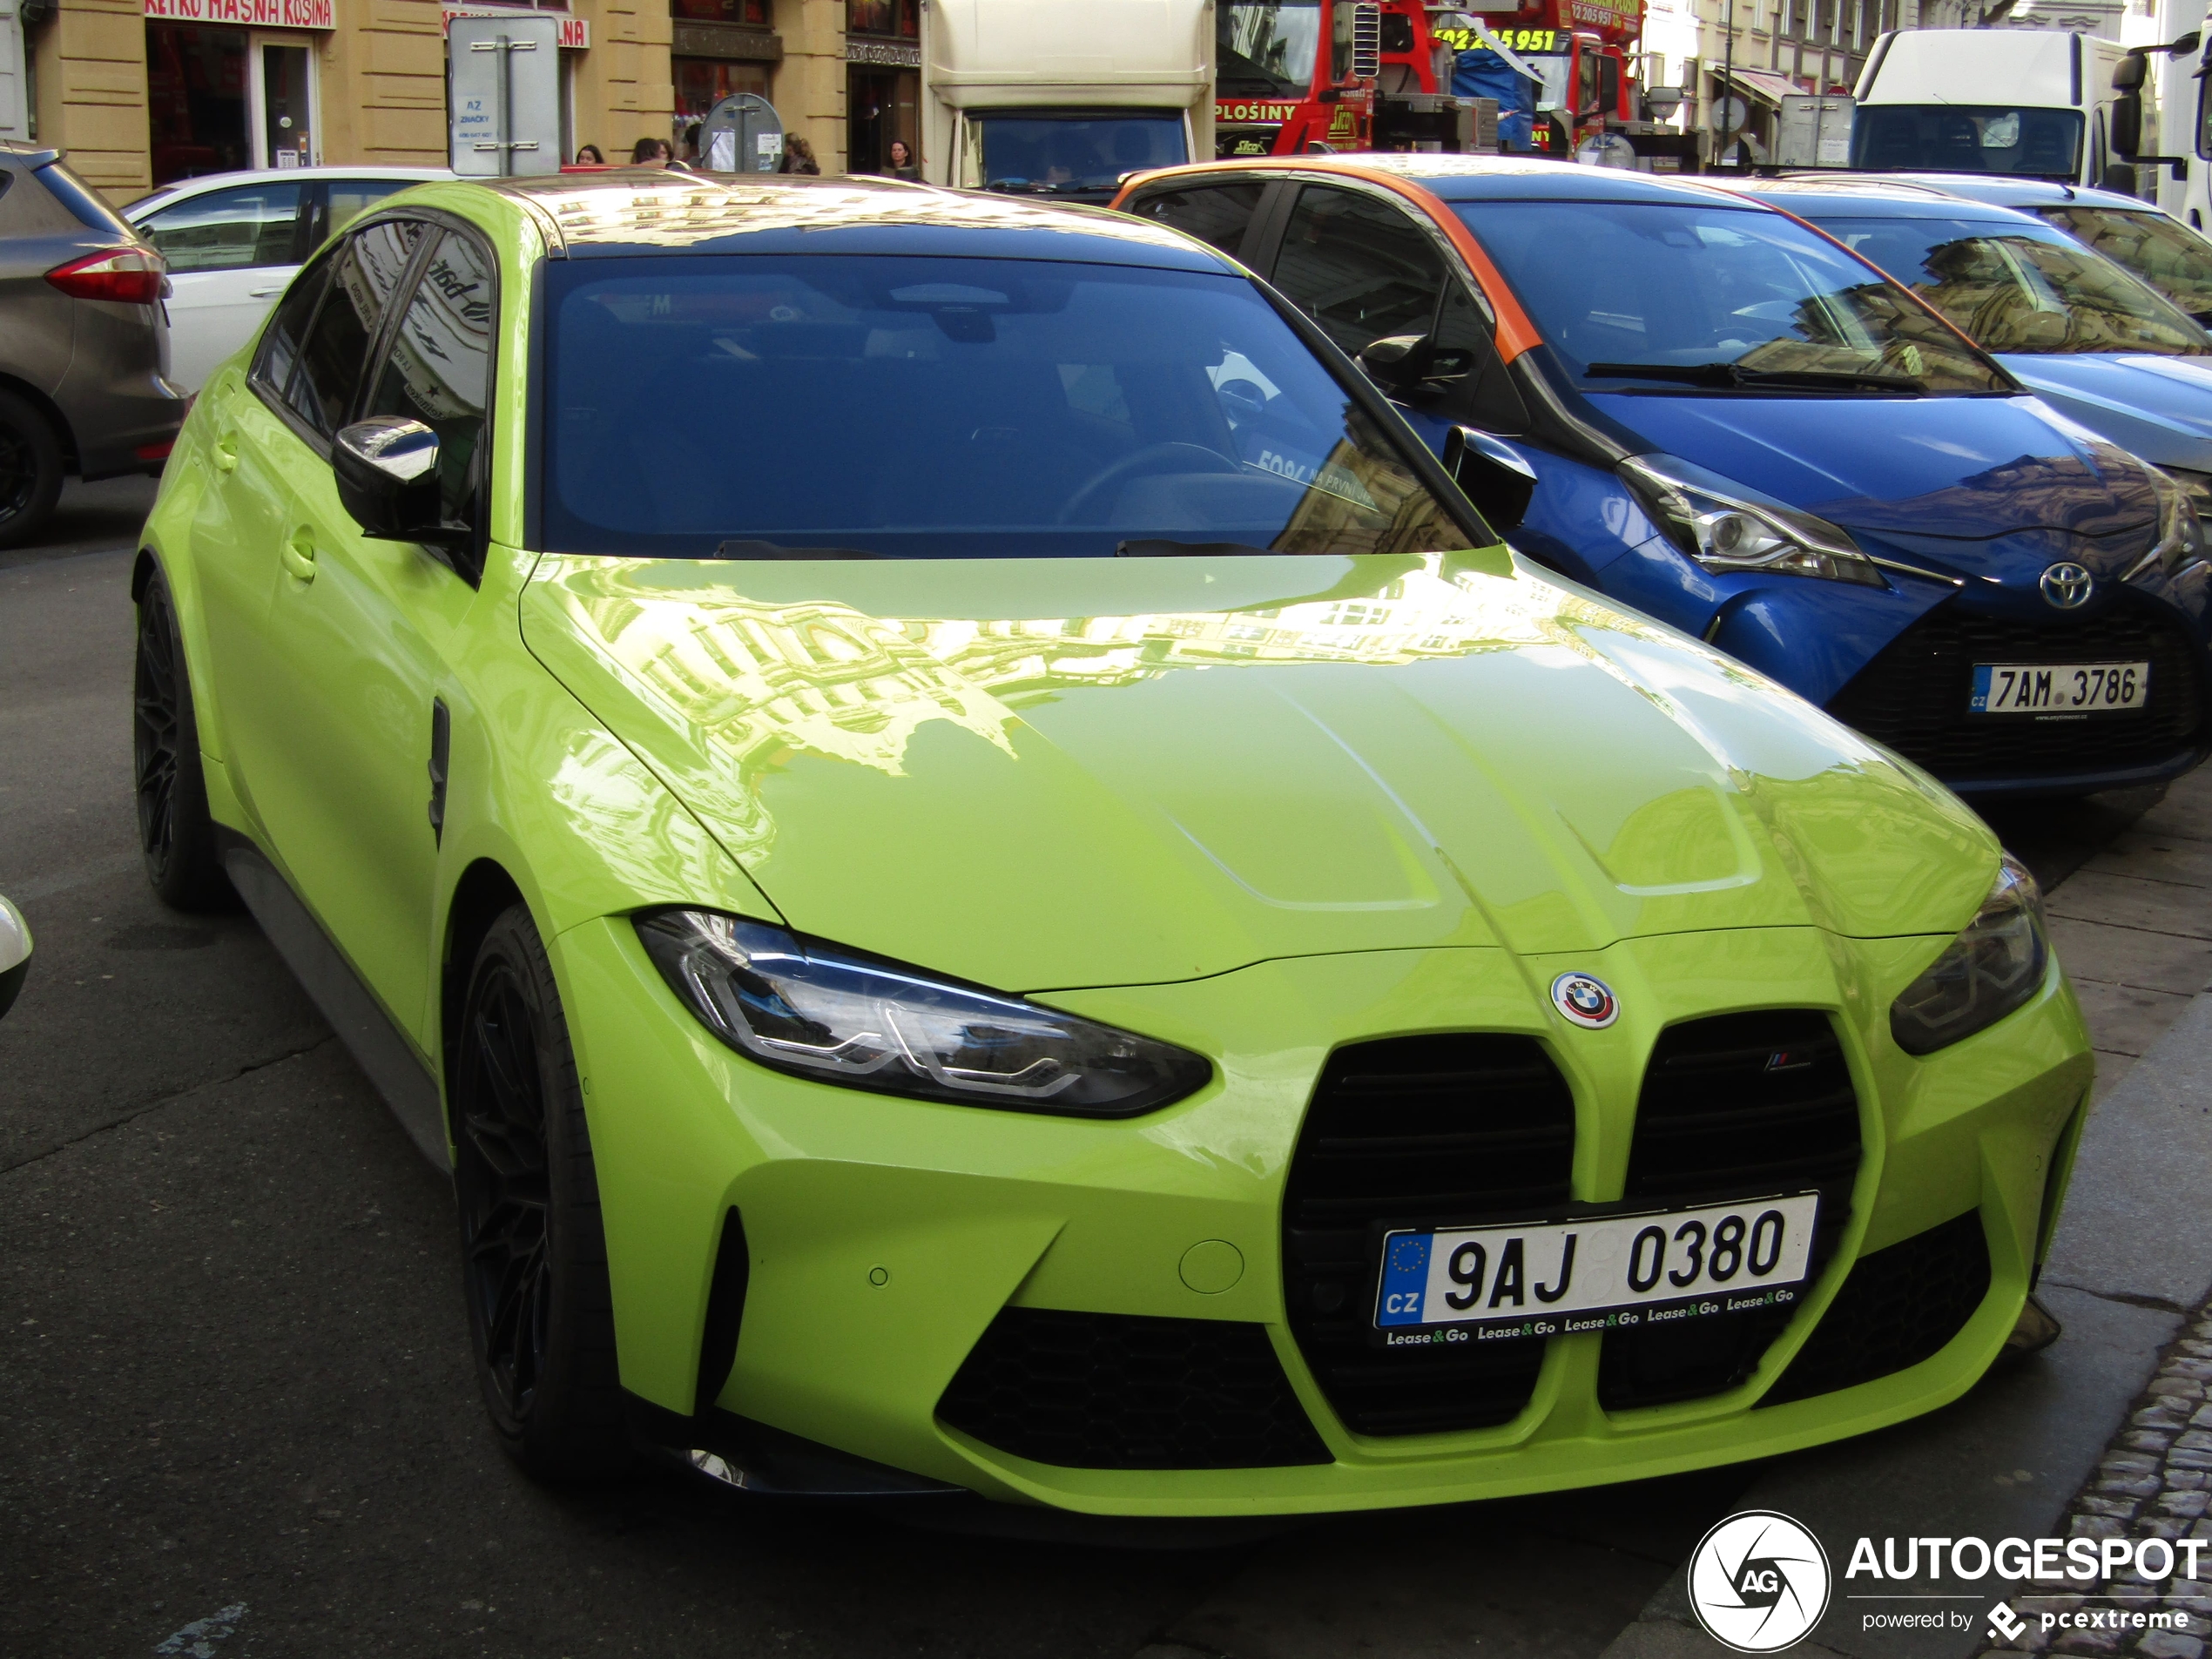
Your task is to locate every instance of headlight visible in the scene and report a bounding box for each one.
[2129,463,2209,583]
[1890,855,2049,1056]
[635,909,1211,1117]
[1619,453,1885,586]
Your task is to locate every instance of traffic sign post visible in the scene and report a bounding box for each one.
[448,13,562,177]
[698,92,786,174]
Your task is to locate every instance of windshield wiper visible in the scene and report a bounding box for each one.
[1585,361,1925,392]
[1115,538,1277,557]
[714,539,880,560]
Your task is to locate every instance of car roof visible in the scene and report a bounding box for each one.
[1873,173,2157,213]
[1125,152,1750,208]
[126,165,454,212]
[463,170,1237,269]
[1726,177,2060,228]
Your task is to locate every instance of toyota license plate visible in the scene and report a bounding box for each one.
[1971,662,2149,715]
[1372,1191,1820,1346]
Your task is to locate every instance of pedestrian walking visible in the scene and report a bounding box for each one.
[780,135,821,176]
[575,144,605,165]
[631,137,673,169]
[887,138,921,181]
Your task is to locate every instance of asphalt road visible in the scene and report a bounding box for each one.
[0,481,2161,1659]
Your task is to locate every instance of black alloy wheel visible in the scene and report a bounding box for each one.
[132,569,233,910]
[0,390,64,551]
[454,905,629,1480]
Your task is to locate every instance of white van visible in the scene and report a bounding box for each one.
[1851,28,2135,189]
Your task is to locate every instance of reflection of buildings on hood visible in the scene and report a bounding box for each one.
[552,556,1641,828]
[1809,440,2161,540]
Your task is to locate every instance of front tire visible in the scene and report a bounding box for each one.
[0,390,64,551]
[133,567,233,910]
[453,905,630,1481]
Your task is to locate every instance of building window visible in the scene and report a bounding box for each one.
[673,0,772,20]
[846,0,918,37]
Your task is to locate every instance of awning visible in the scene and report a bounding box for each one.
[1718,67,1809,108]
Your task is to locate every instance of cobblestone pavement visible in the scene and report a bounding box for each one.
[1979,1305,2212,1659]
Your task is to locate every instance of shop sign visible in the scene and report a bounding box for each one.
[1217,99,1298,124]
[441,7,589,48]
[143,0,336,28]
[844,38,921,67]
[1565,0,1638,31]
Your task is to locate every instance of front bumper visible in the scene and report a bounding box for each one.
[555,915,2091,1517]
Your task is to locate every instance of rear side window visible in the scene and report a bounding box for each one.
[363,228,495,527]
[253,257,334,398]
[285,219,425,437]
[138,183,305,273]
[34,161,137,238]
[1128,184,1266,260]
[1272,185,1447,356]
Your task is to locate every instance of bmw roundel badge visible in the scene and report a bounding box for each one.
[1551,972,1619,1030]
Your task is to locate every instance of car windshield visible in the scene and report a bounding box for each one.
[975,117,1187,195]
[1812,218,2211,357]
[1851,105,2085,179]
[542,254,1473,560]
[1452,200,2010,393]
[1217,0,1320,97]
[2035,206,2212,325]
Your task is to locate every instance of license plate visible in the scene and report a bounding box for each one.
[1372,1191,1820,1346]
[1971,662,2149,715]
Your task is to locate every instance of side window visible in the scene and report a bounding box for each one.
[286,219,425,438]
[138,183,304,273]
[251,256,333,398]
[1271,185,1447,357]
[1128,184,1267,260]
[362,228,494,529]
[317,179,415,246]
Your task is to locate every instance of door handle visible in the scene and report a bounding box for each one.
[212,434,239,473]
[247,287,284,299]
[280,532,317,584]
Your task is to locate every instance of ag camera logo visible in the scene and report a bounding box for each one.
[1689,1510,1832,1653]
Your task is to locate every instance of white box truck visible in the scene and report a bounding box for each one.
[920,0,1213,203]
[1851,27,2135,189]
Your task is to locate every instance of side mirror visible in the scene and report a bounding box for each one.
[1443,424,1537,532]
[2113,51,2148,91]
[0,893,29,1022]
[1357,333,1433,395]
[2113,91,2144,159]
[333,418,460,546]
[2102,162,2143,197]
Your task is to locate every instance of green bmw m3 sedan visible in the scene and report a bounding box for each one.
[132,171,2093,1518]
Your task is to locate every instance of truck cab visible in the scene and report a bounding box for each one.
[1852,28,2135,189]
[921,0,1213,202]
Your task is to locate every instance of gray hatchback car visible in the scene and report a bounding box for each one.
[1,144,187,548]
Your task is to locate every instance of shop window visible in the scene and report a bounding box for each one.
[846,0,918,37]
[671,0,772,20]
[147,24,250,185]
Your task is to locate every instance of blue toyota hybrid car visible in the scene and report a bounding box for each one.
[1116,155,2212,798]
[1734,178,2212,534]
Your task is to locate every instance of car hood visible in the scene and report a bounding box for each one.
[1995,353,2212,472]
[1590,390,2159,541]
[521,551,1997,993]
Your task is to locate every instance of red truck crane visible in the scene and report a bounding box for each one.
[1214,0,1645,161]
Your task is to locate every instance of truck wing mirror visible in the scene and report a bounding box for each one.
[1443,425,1536,533]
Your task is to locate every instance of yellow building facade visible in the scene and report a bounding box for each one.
[22,0,897,202]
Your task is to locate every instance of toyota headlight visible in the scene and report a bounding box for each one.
[635,909,1211,1116]
[1890,855,2049,1056]
[1620,453,1885,586]
[2130,463,2209,583]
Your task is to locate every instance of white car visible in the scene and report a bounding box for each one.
[125,167,451,389]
